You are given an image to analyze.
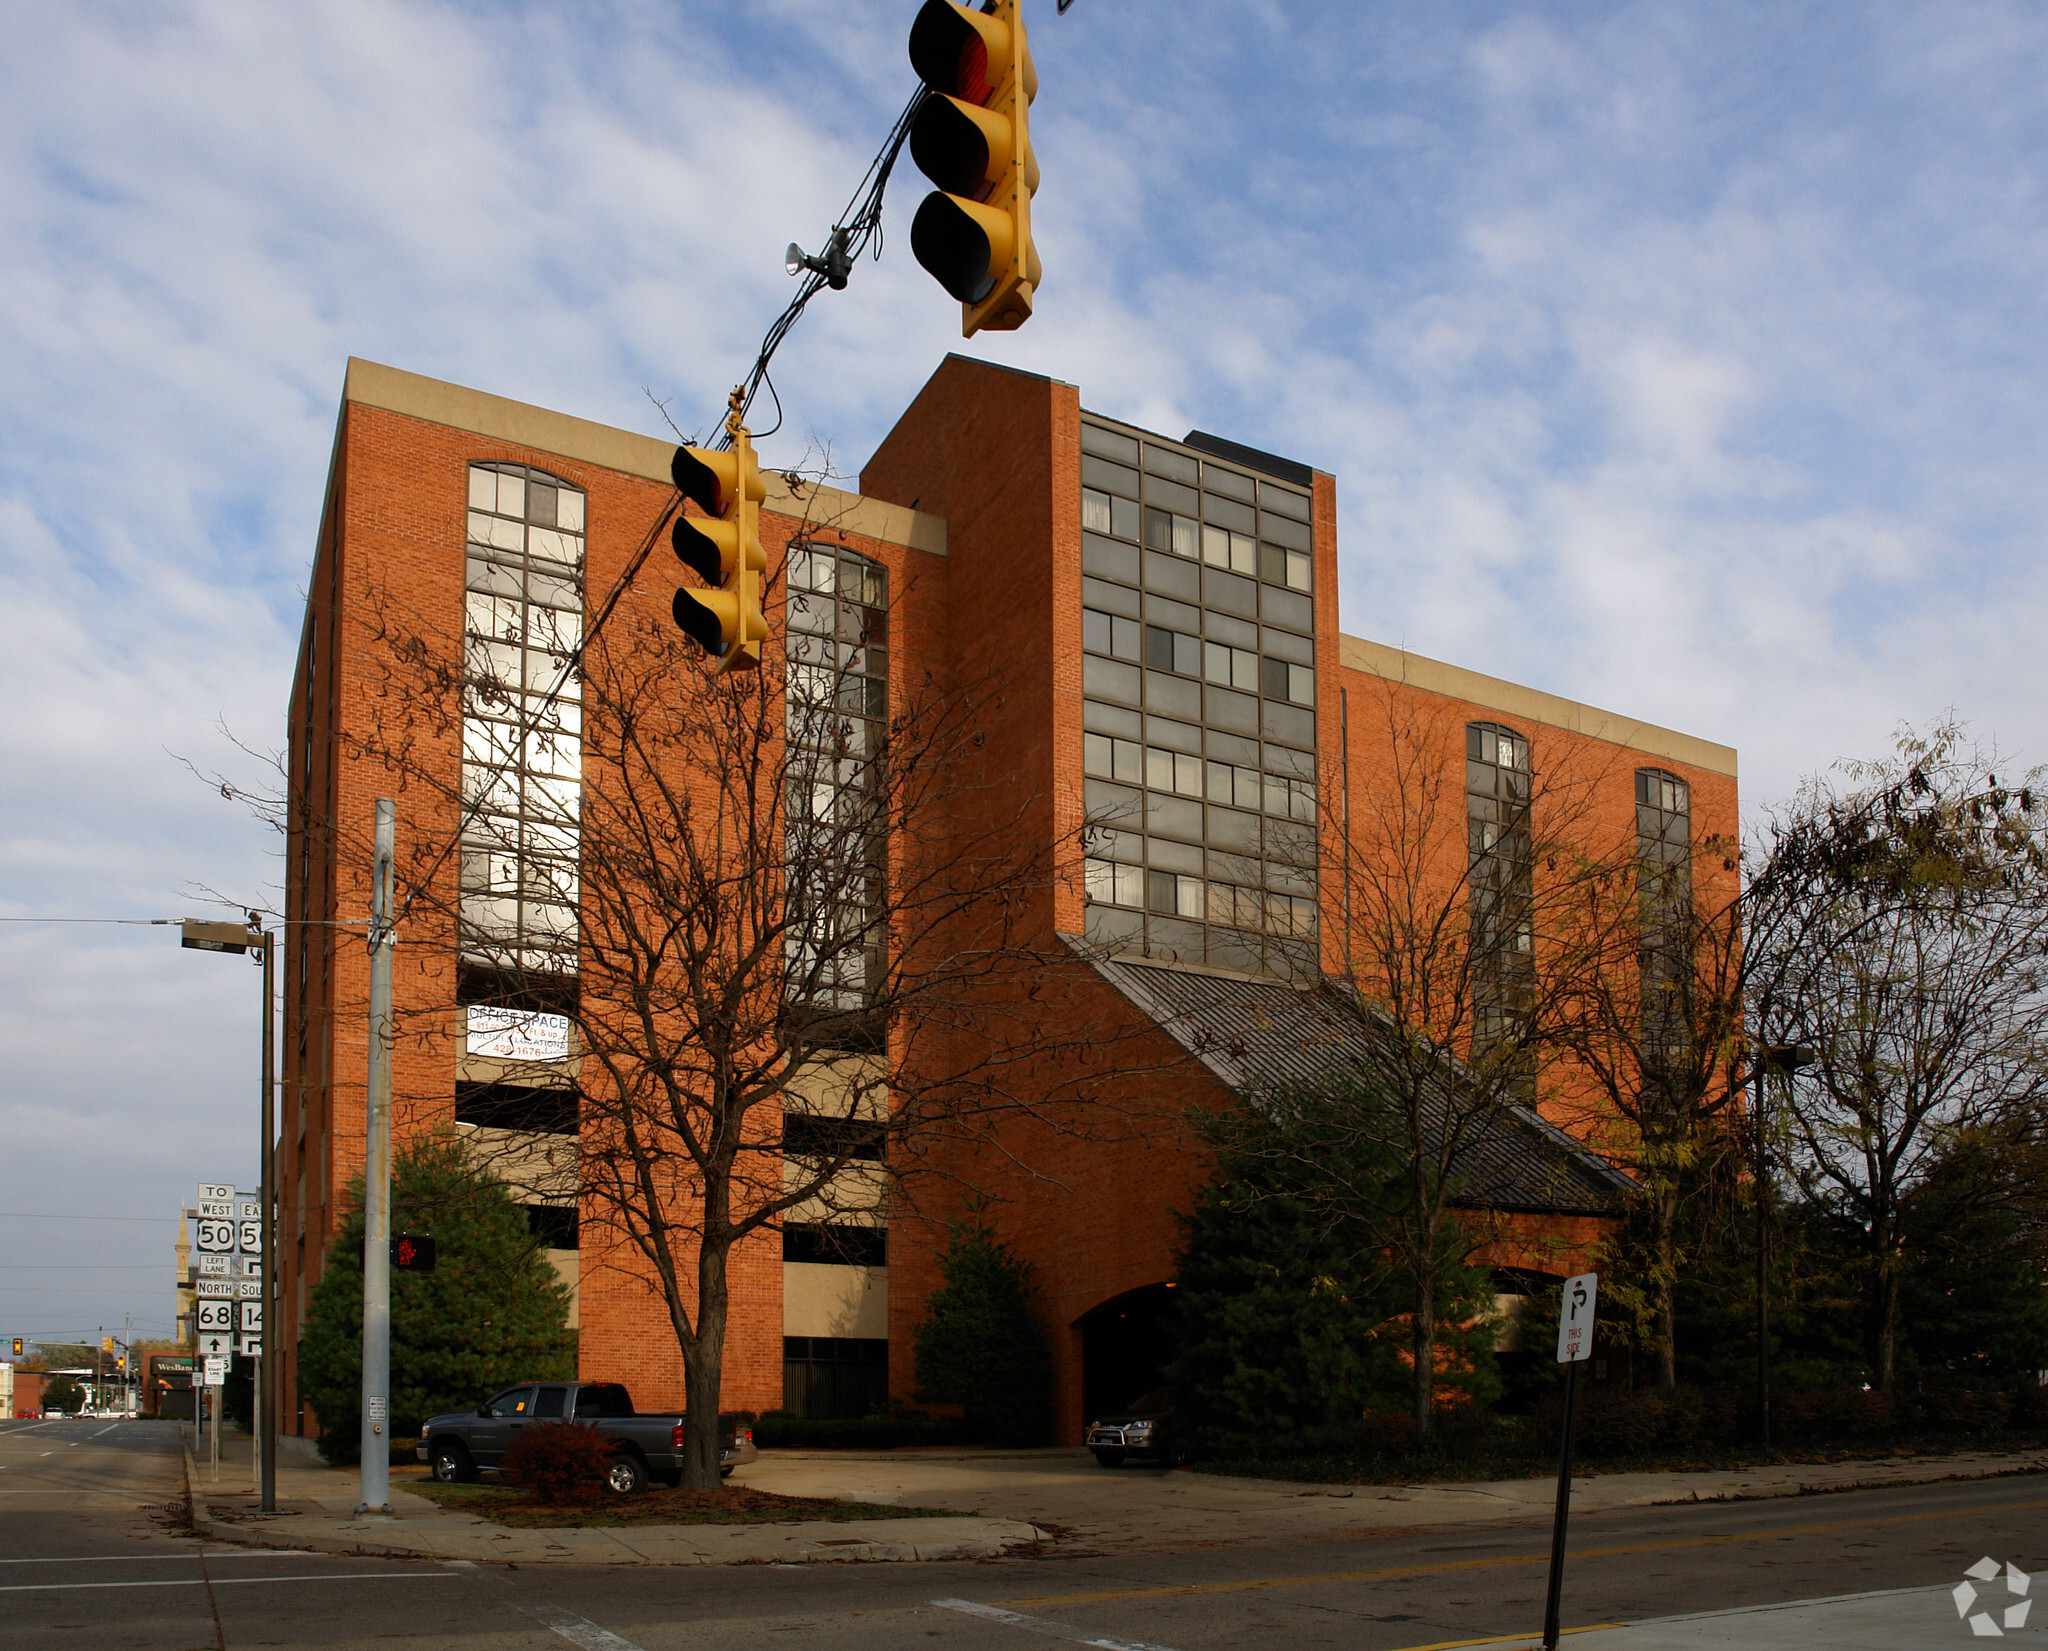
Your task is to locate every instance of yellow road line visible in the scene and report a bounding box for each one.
[1001,1495,2048,1610]
[1374,1629,1618,1651]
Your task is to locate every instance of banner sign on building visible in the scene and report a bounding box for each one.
[466,1005,570,1062]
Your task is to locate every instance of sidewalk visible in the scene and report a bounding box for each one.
[181,1427,2046,1565]
[1469,1583,1968,1649]
[736,1441,2048,1554]
[178,1429,1042,1565]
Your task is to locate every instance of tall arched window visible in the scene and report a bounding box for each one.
[1635,768,1692,1074]
[1467,723,1533,1086]
[1635,769,1690,884]
[784,544,888,1037]
[458,462,585,999]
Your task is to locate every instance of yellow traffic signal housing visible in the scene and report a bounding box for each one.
[669,417,768,675]
[907,0,1040,336]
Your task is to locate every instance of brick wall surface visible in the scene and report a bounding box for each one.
[284,357,1737,1447]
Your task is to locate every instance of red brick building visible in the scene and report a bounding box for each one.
[279,355,1736,1441]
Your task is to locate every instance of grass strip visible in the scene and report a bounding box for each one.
[406,1481,956,1529]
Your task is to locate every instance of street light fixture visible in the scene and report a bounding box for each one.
[179,916,277,1514]
[1752,1041,1816,1452]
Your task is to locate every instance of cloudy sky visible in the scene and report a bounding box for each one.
[4,0,2046,1349]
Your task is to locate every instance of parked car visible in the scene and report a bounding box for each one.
[1085,1388,1181,1467]
[416,1380,757,1493]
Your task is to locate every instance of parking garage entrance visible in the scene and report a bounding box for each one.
[1077,1283,1178,1427]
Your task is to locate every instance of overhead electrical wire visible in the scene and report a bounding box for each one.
[386,88,925,932]
[728,88,923,444]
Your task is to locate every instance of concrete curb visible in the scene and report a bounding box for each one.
[181,1441,1044,1566]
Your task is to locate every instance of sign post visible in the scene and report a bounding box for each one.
[1542,1271,1598,1651]
[191,1181,265,1491]
[201,1354,227,1481]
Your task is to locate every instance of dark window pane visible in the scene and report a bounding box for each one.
[533,1386,566,1419]
[1144,625,1174,669]
[1143,506,1173,551]
[1147,868,1177,913]
[456,1080,578,1135]
[781,1113,887,1162]
[1082,423,1140,464]
[781,1223,888,1266]
[526,1204,580,1249]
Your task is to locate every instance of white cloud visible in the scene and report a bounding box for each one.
[6,0,2048,1329]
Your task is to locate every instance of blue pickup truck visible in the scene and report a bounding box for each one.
[417,1380,756,1493]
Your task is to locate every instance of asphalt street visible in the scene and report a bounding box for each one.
[1,1416,2040,1650]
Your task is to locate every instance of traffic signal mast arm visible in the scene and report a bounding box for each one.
[907,0,1041,336]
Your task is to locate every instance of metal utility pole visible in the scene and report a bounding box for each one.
[357,799,395,1516]
[258,926,277,1511]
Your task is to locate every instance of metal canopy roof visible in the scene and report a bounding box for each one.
[1073,943,1635,1217]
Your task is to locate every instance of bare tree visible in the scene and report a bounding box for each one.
[1551,830,1748,1389]
[328,484,1154,1484]
[1322,677,1619,1433]
[1756,722,2048,1394]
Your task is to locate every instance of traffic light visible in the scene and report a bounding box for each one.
[391,1233,437,1273]
[669,413,767,675]
[9,1338,20,1358]
[907,0,1040,336]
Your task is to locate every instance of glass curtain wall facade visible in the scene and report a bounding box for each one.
[459,462,586,1002]
[1076,417,1319,980]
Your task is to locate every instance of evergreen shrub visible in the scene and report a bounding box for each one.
[911,1214,1054,1446]
[297,1134,575,1462]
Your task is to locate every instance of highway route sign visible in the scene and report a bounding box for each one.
[195,1218,236,1252]
[198,1332,232,1360]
